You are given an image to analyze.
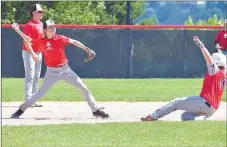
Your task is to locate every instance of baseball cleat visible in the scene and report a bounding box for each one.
[33,102,43,107]
[11,109,24,119]
[141,116,157,121]
[93,109,109,118]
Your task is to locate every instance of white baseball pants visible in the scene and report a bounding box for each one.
[19,64,99,112]
[22,50,42,101]
[150,96,217,120]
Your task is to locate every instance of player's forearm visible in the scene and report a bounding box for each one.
[15,29,32,42]
[70,39,88,51]
[24,41,36,56]
[200,46,213,65]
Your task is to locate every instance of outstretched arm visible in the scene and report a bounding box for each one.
[193,36,219,75]
[68,38,96,62]
[193,36,213,65]
[12,23,40,62]
[69,38,90,52]
[12,23,32,42]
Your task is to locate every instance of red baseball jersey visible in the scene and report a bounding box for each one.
[200,68,226,109]
[22,19,43,52]
[31,34,71,67]
[215,30,227,50]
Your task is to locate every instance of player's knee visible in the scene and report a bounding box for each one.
[181,112,192,121]
[170,98,181,104]
[25,76,34,83]
[80,85,89,93]
[75,82,87,92]
[33,74,40,83]
[25,72,35,82]
[169,98,184,109]
[181,112,196,121]
[172,97,186,104]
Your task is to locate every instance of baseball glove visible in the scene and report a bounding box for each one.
[84,47,96,62]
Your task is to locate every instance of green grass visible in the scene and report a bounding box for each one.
[2,79,226,147]
[2,78,226,102]
[2,121,226,147]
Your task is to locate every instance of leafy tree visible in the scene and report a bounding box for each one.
[185,14,224,26]
[1,2,15,24]
[207,14,224,25]
[195,19,207,25]
[184,14,224,30]
[144,1,226,25]
[140,17,157,25]
[1,1,54,24]
[1,1,145,25]
[104,1,144,24]
[46,1,106,24]
[184,16,194,25]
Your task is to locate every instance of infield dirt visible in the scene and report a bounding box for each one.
[2,102,226,126]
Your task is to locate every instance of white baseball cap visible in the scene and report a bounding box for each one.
[212,52,226,67]
[30,4,45,13]
[43,20,55,29]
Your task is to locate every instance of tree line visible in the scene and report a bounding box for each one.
[1,1,145,24]
[1,1,225,26]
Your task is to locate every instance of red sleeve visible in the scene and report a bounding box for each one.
[23,24,33,37]
[215,31,222,42]
[60,35,71,45]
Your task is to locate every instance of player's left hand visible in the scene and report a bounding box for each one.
[193,36,204,48]
[84,47,96,62]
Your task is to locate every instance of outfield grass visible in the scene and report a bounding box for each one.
[2,121,226,147]
[2,78,226,147]
[2,78,227,102]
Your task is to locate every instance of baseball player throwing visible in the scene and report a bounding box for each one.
[11,20,109,118]
[141,36,226,121]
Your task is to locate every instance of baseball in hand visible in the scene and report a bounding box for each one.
[193,36,198,40]
[12,23,19,30]
[193,36,204,47]
[90,50,96,56]
[193,36,199,44]
[193,36,199,42]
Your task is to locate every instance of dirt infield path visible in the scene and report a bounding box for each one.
[2,102,226,126]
